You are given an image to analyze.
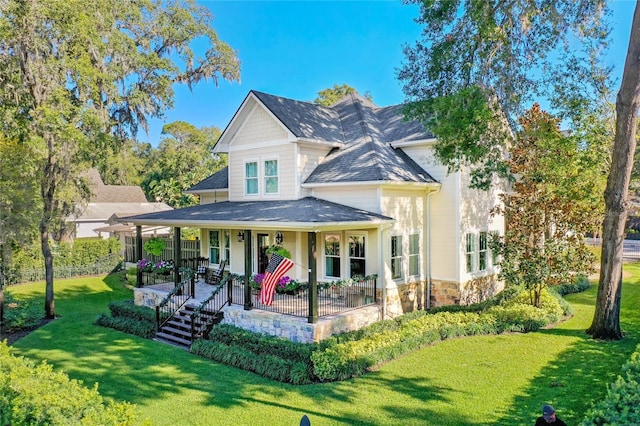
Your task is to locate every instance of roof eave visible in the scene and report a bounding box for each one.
[302,181,441,189]
[118,218,394,232]
[390,138,438,148]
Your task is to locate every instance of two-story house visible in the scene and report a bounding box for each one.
[126,90,505,342]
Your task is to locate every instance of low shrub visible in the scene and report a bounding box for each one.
[0,342,144,425]
[190,338,314,385]
[581,345,640,425]
[2,293,42,333]
[93,301,155,338]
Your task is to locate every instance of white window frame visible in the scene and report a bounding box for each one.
[479,231,488,271]
[490,230,500,267]
[408,233,420,277]
[208,230,229,266]
[324,233,341,278]
[263,158,279,195]
[244,160,259,196]
[348,234,366,278]
[391,235,403,280]
[466,233,476,273]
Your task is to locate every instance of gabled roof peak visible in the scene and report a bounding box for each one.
[330,92,378,109]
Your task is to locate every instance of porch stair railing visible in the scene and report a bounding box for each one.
[189,274,232,342]
[154,272,196,347]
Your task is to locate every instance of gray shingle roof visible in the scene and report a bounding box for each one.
[122,197,392,227]
[186,167,228,192]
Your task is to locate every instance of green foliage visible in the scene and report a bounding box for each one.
[492,105,601,307]
[93,300,155,339]
[313,83,372,106]
[0,342,141,425]
[143,237,165,257]
[264,245,291,258]
[582,346,640,425]
[2,293,42,333]
[191,333,314,385]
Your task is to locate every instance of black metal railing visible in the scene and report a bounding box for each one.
[189,274,233,341]
[228,276,377,319]
[155,272,196,331]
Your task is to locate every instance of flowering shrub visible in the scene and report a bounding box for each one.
[137,258,153,272]
[154,260,174,274]
[249,274,296,292]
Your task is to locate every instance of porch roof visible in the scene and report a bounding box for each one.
[119,196,394,231]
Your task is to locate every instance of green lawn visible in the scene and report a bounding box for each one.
[7,266,640,426]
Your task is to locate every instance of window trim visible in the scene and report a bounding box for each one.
[244,160,259,196]
[465,233,476,273]
[391,235,403,280]
[208,229,229,267]
[348,233,366,278]
[323,233,341,279]
[263,158,279,195]
[408,232,420,277]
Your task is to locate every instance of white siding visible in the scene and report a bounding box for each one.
[380,188,426,284]
[199,192,228,205]
[298,145,331,198]
[403,146,461,282]
[232,105,288,149]
[311,186,380,213]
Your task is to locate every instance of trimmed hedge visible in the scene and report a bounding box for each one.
[0,342,143,425]
[94,301,156,339]
[2,293,42,333]
[582,345,640,425]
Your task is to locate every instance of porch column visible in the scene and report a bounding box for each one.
[243,230,253,310]
[308,231,318,323]
[174,227,181,286]
[136,225,143,288]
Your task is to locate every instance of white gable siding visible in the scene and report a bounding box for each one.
[229,144,297,201]
[232,104,288,149]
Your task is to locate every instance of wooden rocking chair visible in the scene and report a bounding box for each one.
[204,259,226,285]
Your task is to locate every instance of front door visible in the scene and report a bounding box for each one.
[257,233,270,273]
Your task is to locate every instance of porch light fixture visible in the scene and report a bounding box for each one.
[275,231,284,245]
[237,231,244,242]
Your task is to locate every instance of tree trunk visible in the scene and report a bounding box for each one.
[41,156,56,320]
[587,3,640,340]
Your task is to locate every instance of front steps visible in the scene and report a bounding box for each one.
[155,304,223,349]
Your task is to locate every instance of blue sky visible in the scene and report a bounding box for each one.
[141,0,637,146]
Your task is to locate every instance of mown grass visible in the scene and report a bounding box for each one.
[6,264,640,425]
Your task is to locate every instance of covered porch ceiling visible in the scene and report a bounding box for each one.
[118,196,394,232]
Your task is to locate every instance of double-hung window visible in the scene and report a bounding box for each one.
[409,233,419,276]
[479,232,488,271]
[348,235,365,277]
[264,159,278,194]
[245,162,258,195]
[466,233,476,273]
[324,234,341,278]
[490,230,500,266]
[209,230,229,265]
[391,235,403,279]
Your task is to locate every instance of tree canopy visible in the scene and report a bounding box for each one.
[0,0,240,318]
[313,83,372,106]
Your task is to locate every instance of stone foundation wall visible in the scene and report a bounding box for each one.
[430,279,461,307]
[221,304,382,343]
[460,275,504,305]
[133,285,173,308]
[384,281,427,317]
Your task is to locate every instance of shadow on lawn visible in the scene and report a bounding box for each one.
[495,275,640,426]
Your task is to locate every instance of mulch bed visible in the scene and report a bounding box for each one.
[2,318,55,345]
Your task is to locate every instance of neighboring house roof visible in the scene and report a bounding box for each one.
[121,197,393,230]
[75,203,173,222]
[82,168,148,203]
[185,167,229,193]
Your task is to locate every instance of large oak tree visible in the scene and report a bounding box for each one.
[0,0,240,318]
[399,0,638,339]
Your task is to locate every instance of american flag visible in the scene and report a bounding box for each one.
[259,253,294,306]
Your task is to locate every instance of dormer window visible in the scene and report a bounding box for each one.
[245,161,258,195]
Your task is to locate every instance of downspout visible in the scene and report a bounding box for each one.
[426,186,441,310]
[378,222,393,320]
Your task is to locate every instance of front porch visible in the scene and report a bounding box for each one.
[134,277,382,343]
